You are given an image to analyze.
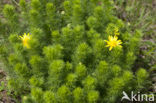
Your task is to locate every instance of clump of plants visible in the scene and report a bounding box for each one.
[0,0,149,103]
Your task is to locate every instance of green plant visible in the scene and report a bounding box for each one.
[0,0,149,103]
[0,81,5,91]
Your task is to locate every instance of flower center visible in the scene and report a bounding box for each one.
[110,41,117,47]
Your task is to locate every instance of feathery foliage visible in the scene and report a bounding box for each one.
[0,0,149,102]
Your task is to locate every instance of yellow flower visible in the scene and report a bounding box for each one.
[19,33,31,48]
[105,35,122,51]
